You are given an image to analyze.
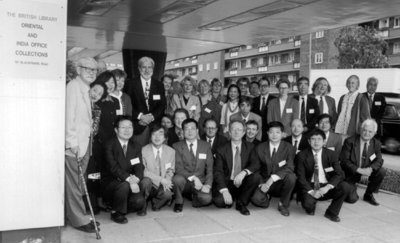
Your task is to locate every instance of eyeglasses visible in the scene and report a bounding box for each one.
[238,83,248,87]
[79,66,98,74]
[231,128,244,132]
[118,126,133,130]
[205,127,217,131]
[260,85,269,89]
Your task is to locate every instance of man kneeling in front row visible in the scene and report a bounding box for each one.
[213,119,261,215]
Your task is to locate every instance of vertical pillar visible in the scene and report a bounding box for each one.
[122,49,167,81]
[0,0,67,240]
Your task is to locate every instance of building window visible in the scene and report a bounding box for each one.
[316,31,324,38]
[394,43,400,54]
[229,70,237,76]
[258,46,268,52]
[206,63,210,71]
[315,53,323,64]
[246,45,253,50]
[258,66,268,72]
[394,17,400,28]
[214,62,218,70]
[191,59,198,64]
[294,40,301,46]
[379,18,389,29]
[191,67,197,74]
[294,62,300,68]
[174,62,180,67]
[230,51,238,57]
[251,58,258,67]
[199,64,203,72]
[230,61,239,69]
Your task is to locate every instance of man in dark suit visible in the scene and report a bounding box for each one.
[213,119,260,215]
[318,114,342,156]
[200,118,228,155]
[172,118,214,212]
[340,119,386,206]
[310,77,338,126]
[251,77,275,142]
[363,77,387,139]
[101,116,152,224]
[123,56,166,146]
[296,129,350,222]
[294,77,320,133]
[250,121,296,217]
[230,96,263,140]
[283,119,309,154]
[243,120,261,146]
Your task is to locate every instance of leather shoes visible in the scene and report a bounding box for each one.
[137,205,147,216]
[278,205,290,217]
[75,222,100,233]
[364,194,379,206]
[173,203,183,213]
[305,209,315,216]
[90,220,100,227]
[324,210,340,222]
[236,202,250,216]
[111,212,128,224]
[151,201,160,212]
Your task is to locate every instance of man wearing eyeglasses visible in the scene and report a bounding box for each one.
[65,56,100,233]
[213,119,261,215]
[237,77,254,98]
[251,78,275,142]
[200,118,228,155]
[172,119,214,213]
[123,56,166,146]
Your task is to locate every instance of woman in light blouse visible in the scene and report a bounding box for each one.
[171,76,201,121]
[220,84,241,137]
[110,69,132,116]
[197,79,221,137]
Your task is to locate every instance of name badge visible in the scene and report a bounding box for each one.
[116,110,123,115]
[199,153,207,159]
[131,158,140,165]
[328,147,335,151]
[286,108,293,113]
[370,154,376,161]
[190,105,197,111]
[375,101,381,106]
[325,167,334,172]
[153,95,160,100]
[278,160,286,167]
[309,109,315,114]
[88,173,101,180]
[205,108,211,113]
[165,163,171,169]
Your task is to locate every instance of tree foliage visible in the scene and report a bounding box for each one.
[334,26,389,69]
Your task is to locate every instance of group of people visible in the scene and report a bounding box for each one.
[65,55,387,234]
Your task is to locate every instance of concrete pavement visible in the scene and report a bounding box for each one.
[62,186,400,243]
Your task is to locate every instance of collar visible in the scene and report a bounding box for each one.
[360,137,370,147]
[241,114,250,120]
[186,139,197,147]
[117,138,128,147]
[293,134,302,142]
[269,142,280,151]
[152,144,163,156]
[231,141,242,150]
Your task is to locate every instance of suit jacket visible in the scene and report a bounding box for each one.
[214,141,258,191]
[173,139,214,186]
[171,94,201,121]
[142,144,175,188]
[337,93,370,136]
[200,134,229,155]
[65,77,92,157]
[310,94,338,126]
[339,135,383,184]
[294,95,320,131]
[251,141,295,180]
[242,137,261,146]
[167,127,181,147]
[198,96,222,136]
[325,132,342,156]
[283,135,309,153]
[295,147,344,194]
[251,94,276,141]
[230,112,262,140]
[101,137,144,182]
[363,92,387,122]
[267,97,299,136]
[95,96,120,143]
[123,77,166,135]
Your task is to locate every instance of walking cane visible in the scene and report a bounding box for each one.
[75,153,101,239]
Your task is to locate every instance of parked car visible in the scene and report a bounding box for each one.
[380,93,400,153]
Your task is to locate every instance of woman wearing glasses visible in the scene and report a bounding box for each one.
[171,76,201,121]
[197,79,222,137]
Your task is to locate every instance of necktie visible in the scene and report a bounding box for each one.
[369,95,373,109]
[243,119,247,123]
[145,81,150,109]
[156,149,161,176]
[190,143,196,167]
[318,97,324,114]
[301,97,306,124]
[294,140,298,150]
[122,144,127,157]
[271,147,276,162]
[261,97,266,112]
[208,139,212,145]
[232,146,241,179]
[177,131,183,140]
[361,142,368,168]
[313,153,320,190]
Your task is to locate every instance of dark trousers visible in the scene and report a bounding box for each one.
[346,167,387,203]
[101,177,152,214]
[172,174,212,206]
[251,173,296,208]
[147,185,174,209]
[213,173,261,207]
[301,181,350,216]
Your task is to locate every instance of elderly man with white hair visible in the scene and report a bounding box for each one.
[339,119,386,206]
[363,77,387,138]
[65,56,101,233]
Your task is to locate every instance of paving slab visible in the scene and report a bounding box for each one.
[182,232,255,243]
[338,215,388,230]
[325,235,385,243]
[241,225,312,243]
[357,225,400,243]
